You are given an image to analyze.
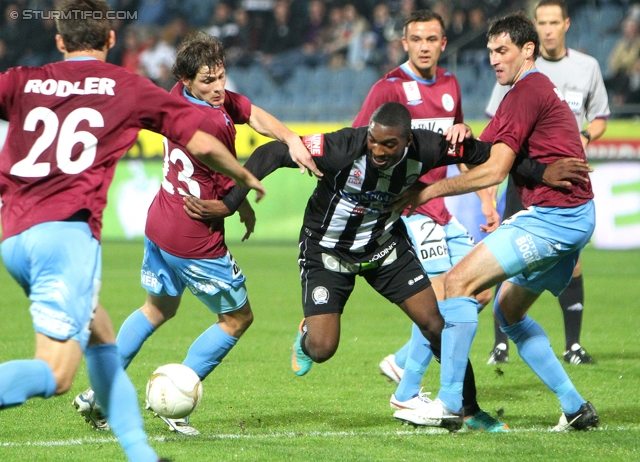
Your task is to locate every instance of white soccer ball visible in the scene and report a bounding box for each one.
[146,364,203,419]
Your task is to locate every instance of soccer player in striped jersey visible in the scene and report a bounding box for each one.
[485,0,609,366]
[352,9,505,432]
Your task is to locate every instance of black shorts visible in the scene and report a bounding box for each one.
[298,231,432,317]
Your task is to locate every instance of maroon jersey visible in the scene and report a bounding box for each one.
[480,71,593,208]
[145,82,252,259]
[353,64,463,225]
[0,59,216,241]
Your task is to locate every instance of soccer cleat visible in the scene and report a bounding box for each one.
[394,398,463,431]
[390,389,432,410]
[291,319,313,376]
[73,388,110,431]
[379,354,404,383]
[487,343,509,365]
[158,415,200,435]
[563,343,596,365]
[464,410,510,432]
[552,401,599,431]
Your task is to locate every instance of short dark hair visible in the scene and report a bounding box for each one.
[55,0,111,53]
[172,32,226,81]
[487,11,540,60]
[535,0,569,19]
[403,10,446,38]
[370,102,412,139]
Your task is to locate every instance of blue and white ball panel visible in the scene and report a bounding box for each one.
[403,215,474,277]
[483,201,595,296]
[1,221,100,349]
[141,237,247,314]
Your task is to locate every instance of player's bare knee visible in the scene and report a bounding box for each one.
[304,336,337,363]
[443,269,474,298]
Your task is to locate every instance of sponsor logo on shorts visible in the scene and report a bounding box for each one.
[515,234,541,270]
[312,286,330,305]
[369,241,397,263]
[408,274,424,286]
[141,270,159,290]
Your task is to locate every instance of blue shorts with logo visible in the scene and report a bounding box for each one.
[403,215,474,278]
[141,237,247,314]
[1,221,100,350]
[482,200,595,296]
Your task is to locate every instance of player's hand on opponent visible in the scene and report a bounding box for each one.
[183,197,232,224]
[444,123,473,145]
[480,199,500,233]
[238,199,256,242]
[235,172,267,202]
[287,136,323,178]
[389,182,430,216]
[543,157,592,189]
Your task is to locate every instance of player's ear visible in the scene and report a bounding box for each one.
[407,133,413,147]
[55,34,66,53]
[107,30,116,50]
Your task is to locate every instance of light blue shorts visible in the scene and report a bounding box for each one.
[403,215,474,278]
[141,237,248,314]
[483,200,595,296]
[1,221,100,350]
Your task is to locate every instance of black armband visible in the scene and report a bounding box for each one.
[512,156,546,183]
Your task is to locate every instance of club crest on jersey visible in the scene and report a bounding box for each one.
[442,94,455,112]
[404,174,419,186]
[302,133,324,156]
[312,286,329,305]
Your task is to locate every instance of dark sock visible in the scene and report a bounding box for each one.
[558,275,584,350]
[462,360,481,417]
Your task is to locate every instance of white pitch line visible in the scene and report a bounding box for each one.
[2,425,639,448]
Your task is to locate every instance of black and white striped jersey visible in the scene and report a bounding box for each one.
[224,126,490,254]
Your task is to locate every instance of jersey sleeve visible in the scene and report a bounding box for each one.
[223,90,252,124]
[222,140,297,213]
[411,129,491,169]
[585,60,611,123]
[0,70,17,121]
[133,76,209,148]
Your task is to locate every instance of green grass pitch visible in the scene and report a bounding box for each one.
[1,241,639,461]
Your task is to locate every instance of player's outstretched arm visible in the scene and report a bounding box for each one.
[248,105,323,177]
[393,142,516,215]
[186,129,266,202]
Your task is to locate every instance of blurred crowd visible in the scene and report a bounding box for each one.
[1,0,640,114]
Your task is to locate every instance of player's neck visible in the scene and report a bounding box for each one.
[407,61,436,81]
[540,44,566,61]
[514,60,536,84]
[64,49,108,62]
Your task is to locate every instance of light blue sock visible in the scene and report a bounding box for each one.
[116,309,155,369]
[85,344,157,462]
[0,359,56,409]
[437,297,479,412]
[394,340,411,369]
[394,323,433,402]
[500,312,585,415]
[183,323,238,380]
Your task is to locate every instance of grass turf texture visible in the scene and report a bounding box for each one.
[1,241,639,461]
